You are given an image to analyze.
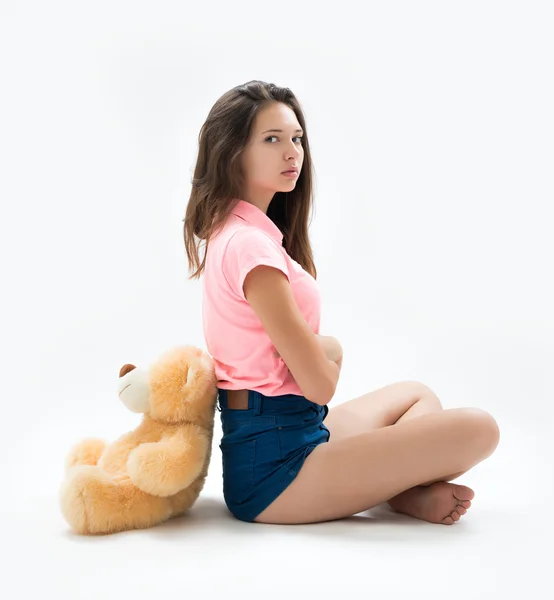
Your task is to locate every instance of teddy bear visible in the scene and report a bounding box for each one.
[59,345,218,535]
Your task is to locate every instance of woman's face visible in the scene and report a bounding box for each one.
[239,101,304,209]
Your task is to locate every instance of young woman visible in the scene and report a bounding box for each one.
[183,80,500,526]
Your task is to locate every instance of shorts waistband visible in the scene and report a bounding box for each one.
[217,388,313,416]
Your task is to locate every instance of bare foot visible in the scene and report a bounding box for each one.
[387,482,475,525]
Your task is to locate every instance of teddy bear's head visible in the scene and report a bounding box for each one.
[116,345,217,426]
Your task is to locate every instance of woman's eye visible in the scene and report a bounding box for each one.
[265,136,303,143]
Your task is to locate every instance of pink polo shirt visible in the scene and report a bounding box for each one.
[202,199,321,397]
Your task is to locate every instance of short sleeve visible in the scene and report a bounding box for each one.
[222,229,290,301]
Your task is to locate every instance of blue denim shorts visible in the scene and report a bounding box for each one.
[217,388,331,522]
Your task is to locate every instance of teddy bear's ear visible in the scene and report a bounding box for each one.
[119,364,136,378]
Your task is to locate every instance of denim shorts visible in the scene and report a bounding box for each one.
[217,388,331,522]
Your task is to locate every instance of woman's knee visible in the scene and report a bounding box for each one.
[458,407,500,459]
[406,380,442,404]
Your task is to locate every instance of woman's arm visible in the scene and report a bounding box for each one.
[245,266,339,405]
[315,334,343,365]
[274,333,343,370]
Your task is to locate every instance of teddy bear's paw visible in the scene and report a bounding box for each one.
[127,444,202,497]
[65,438,107,472]
[59,465,173,535]
[59,465,109,534]
[127,443,190,497]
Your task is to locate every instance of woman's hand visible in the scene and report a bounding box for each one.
[315,334,343,364]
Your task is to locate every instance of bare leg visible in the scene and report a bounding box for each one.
[382,392,476,524]
[323,381,444,440]
[394,390,443,423]
[324,382,476,523]
[254,406,500,525]
[390,386,467,484]
[325,382,471,486]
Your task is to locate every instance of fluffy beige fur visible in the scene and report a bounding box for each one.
[59,345,217,535]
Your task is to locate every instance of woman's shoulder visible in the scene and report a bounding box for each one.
[225,224,283,254]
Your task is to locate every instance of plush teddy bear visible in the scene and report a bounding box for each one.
[59,345,217,535]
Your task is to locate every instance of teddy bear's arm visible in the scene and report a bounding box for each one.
[65,438,107,471]
[126,423,210,497]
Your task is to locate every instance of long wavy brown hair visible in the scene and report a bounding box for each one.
[183,80,318,280]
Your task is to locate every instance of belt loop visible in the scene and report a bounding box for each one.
[216,389,224,412]
[252,391,262,415]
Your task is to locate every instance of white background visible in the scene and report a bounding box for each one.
[1,1,552,598]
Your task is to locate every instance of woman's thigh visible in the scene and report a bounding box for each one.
[324,381,441,442]
[254,406,499,524]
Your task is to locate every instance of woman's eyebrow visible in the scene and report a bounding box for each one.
[261,128,304,134]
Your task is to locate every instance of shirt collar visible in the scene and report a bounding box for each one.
[230,199,283,245]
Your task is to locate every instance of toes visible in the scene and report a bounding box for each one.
[456,506,467,516]
[442,509,463,524]
[458,499,472,509]
[453,484,475,502]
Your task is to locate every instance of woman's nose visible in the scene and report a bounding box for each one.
[287,144,301,158]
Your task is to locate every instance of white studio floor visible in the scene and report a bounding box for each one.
[5,417,552,600]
